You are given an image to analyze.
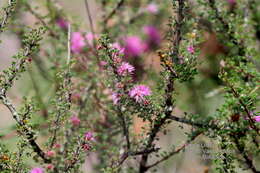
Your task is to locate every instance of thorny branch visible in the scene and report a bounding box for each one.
[25,3,58,38]
[0,0,16,34]
[0,28,50,163]
[0,93,50,163]
[139,1,185,172]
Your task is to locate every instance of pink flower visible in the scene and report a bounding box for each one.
[46,150,55,157]
[112,92,120,105]
[146,3,158,14]
[71,93,81,103]
[253,116,260,122]
[112,42,125,54]
[56,18,69,30]
[71,32,86,53]
[54,143,61,149]
[187,45,195,54]
[100,61,108,66]
[85,32,96,47]
[124,36,146,57]
[46,164,54,170]
[143,26,161,49]
[117,62,135,76]
[227,0,236,5]
[30,168,44,173]
[82,143,91,151]
[85,132,94,141]
[129,85,151,102]
[70,115,81,126]
[115,83,124,89]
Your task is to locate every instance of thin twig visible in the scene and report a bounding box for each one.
[64,137,84,171]
[118,109,131,150]
[168,115,219,130]
[67,23,71,65]
[231,134,260,173]
[103,0,125,25]
[229,85,260,135]
[145,131,202,170]
[25,3,58,38]
[84,0,95,35]
[0,0,16,34]
[115,148,160,168]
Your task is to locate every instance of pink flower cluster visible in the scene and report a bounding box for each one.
[70,115,81,126]
[123,25,161,57]
[46,150,55,157]
[112,92,120,105]
[143,26,161,49]
[83,132,94,151]
[129,85,151,103]
[124,36,146,57]
[30,168,44,173]
[187,45,195,54]
[112,42,125,55]
[85,132,95,141]
[56,18,69,30]
[253,116,260,122]
[71,32,96,54]
[227,0,236,5]
[145,3,159,14]
[117,62,135,76]
[112,84,151,104]
[71,32,86,54]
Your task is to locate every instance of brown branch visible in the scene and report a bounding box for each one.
[207,0,245,56]
[115,148,160,168]
[145,131,202,170]
[84,0,95,35]
[64,137,84,171]
[103,0,125,25]
[0,94,50,163]
[231,134,260,173]
[138,1,185,172]
[117,108,131,150]
[25,3,58,38]
[0,0,16,34]
[84,0,100,64]
[168,115,219,130]
[228,85,260,135]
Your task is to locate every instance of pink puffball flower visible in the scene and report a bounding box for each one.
[124,36,145,57]
[146,3,158,14]
[71,32,86,54]
[70,115,81,126]
[187,45,195,54]
[143,26,161,49]
[112,42,125,54]
[117,62,135,76]
[129,85,151,103]
[85,32,96,47]
[30,168,44,173]
[46,150,55,157]
[253,116,260,122]
[85,132,94,141]
[112,92,120,105]
[56,18,69,30]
